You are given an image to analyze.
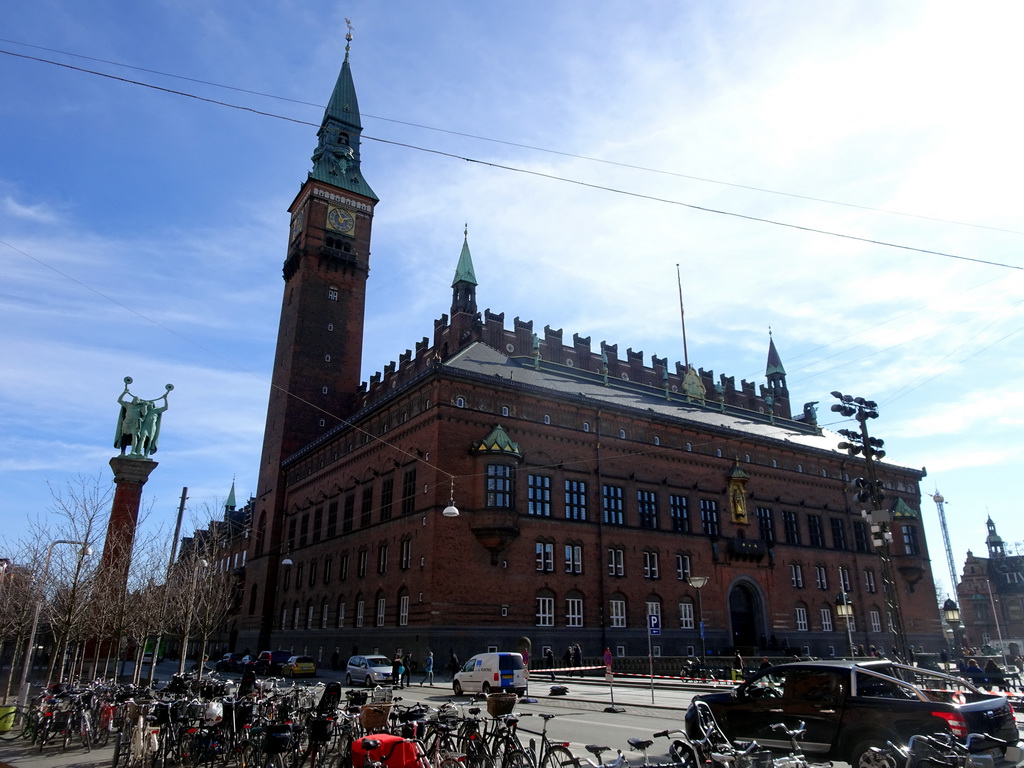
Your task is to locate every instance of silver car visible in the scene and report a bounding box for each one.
[345,654,393,686]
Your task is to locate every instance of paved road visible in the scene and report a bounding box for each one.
[0,664,699,768]
[5,662,1022,768]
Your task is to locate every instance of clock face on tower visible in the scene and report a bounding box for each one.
[326,205,356,235]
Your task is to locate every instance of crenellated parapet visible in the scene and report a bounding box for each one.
[384,307,792,420]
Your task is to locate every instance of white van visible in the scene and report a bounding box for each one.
[452,652,528,696]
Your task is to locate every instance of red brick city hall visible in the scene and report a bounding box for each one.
[233,47,938,666]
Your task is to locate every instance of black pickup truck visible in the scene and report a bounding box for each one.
[687,659,1019,768]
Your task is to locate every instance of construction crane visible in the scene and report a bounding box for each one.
[932,491,959,594]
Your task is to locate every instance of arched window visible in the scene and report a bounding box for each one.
[321,597,330,629]
[249,584,259,615]
[398,589,410,626]
[292,602,301,630]
[336,597,346,628]
[306,600,315,630]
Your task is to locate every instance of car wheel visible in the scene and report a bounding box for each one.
[852,739,898,768]
[365,676,374,688]
[482,683,491,694]
[346,674,353,686]
[453,681,463,696]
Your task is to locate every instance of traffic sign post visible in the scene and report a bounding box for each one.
[603,647,624,713]
[646,613,661,704]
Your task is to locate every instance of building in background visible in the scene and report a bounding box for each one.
[234,46,939,666]
[955,518,1024,660]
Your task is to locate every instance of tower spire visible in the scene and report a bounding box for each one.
[451,224,478,316]
[308,21,378,200]
[765,327,788,396]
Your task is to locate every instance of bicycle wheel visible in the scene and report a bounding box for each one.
[465,752,497,768]
[0,707,28,741]
[503,750,536,768]
[112,728,127,768]
[80,712,92,753]
[543,745,576,768]
[94,721,110,748]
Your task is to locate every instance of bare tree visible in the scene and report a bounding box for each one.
[166,509,238,680]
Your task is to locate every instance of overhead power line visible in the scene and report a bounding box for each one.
[4,38,1023,239]
[2,47,1021,273]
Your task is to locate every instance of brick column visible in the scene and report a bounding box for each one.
[102,456,159,585]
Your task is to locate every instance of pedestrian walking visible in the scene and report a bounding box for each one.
[392,654,404,688]
[448,650,460,680]
[732,651,744,681]
[331,649,341,671]
[402,652,412,687]
[422,651,435,686]
[545,648,555,681]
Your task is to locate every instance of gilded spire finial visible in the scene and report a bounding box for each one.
[344,18,354,60]
[464,222,468,239]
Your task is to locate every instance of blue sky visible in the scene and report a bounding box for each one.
[2,2,1022,599]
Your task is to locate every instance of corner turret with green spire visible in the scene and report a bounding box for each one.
[765,329,788,396]
[451,224,478,316]
[308,23,378,201]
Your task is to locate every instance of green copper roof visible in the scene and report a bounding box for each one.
[728,461,749,481]
[225,479,237,511]
[308,51,378,201]
[472,424,522,458]
[891,498,918,519]
[452,233,478,287]
[765,336,786,377]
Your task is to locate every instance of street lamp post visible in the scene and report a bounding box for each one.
[18,540,91,706]
[831,391,911,663]
[836,593,855,657]
[177,558,210,676]
[943,598,962,667]
[687,576,709,666]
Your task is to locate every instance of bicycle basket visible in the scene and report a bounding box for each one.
[370,685,394,703]
[309,717,334,743]
[263,724,293,754]
[359,703,393,732]
[151,701,172,725]
[486,693,518,717]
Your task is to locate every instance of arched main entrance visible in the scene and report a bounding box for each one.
[728,582,762,649]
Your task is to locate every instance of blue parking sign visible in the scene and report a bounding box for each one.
[648,614,661,635]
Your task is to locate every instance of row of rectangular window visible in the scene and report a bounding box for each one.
[282,539,414,589]
[535,596,886,633]
[788,563,875,593]
[510,469,921,556]
[281,594,413,631]
[286,470,418,550]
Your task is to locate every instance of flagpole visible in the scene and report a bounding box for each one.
[676,264,689,370]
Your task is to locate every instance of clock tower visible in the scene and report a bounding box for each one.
[243,34,378,649]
